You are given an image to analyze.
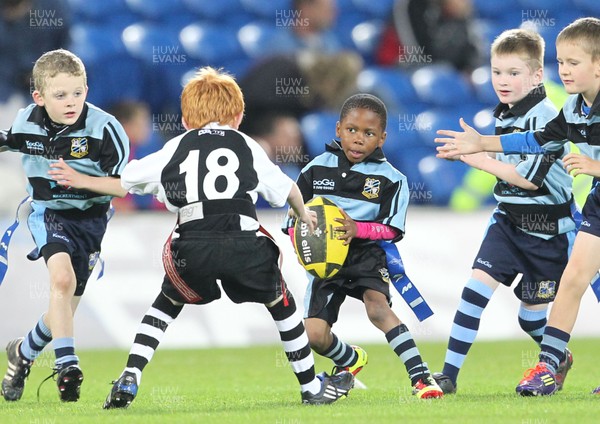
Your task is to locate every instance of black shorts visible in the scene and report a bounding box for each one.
[304,243,391,325]
[579,183,600,237]
[27,203,109,296]
[162,230,286,305]
[473,212,574,304]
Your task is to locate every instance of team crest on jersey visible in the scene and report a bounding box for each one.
[70,137,89,158]
[362,178,380,199]
[88,251,100,270]
[536,280,556,300]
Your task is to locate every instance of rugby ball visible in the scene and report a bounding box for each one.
[293,197,349,279]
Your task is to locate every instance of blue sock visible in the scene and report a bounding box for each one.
[322,333,357,368]
[442,278,494,385]
[53,337,79,369]
[386,324,429,386]
[518,305,547,346]
[20,315,52,361]
[539,327,570,374]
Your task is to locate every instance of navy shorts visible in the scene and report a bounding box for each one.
[579,183,600,237]
[304,243,391,325]
[473,212,574,304]
[27,203,109,296]
[162,229,286,305]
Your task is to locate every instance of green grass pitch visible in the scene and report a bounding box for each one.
[1,338,599,423]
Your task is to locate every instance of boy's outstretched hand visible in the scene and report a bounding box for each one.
[48,158,88,189]
[435,118,484,159]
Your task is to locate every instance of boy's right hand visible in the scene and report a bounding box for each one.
[298,208,317,235]
[435,118,484,159]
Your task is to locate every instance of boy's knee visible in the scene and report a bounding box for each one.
[305,321,330,352]
[50,271,76,295]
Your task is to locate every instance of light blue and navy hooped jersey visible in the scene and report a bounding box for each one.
[491,85,575,237]
[0,103,129,210]
[283,141,409,242]
[502,92,600,162]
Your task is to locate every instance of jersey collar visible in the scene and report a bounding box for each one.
[326,139,386,163]
[27,103,89,135]
[574,91,600,118]
[493,84,547,119]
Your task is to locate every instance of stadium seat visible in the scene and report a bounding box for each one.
[350,0,394,18]
[240,0,291,18]
[238,22,286,59]
[470,66,497,106]
[418,155,469,205]
[387,147,432,204]
[573,0,600,14]
[472,0,520,19]
[334,11,366,49]
[300,112,339,159]
[69,25,126,64]
[180,23,244,64]
[122,23,184,63]
[357,67,420,112]
[351,20,385,64]
[414,109,464,147]
[517,0,574,13]
[124,0,186,21]
[411,64,473,107]
[67,0,128,20]
[472,108,496,135]
[182,0,243,18]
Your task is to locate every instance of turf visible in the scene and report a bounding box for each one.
[1,338,599,423]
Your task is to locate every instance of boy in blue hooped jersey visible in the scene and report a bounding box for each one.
[283,93,444,399]
[433,29,577,395]
[436,17,600,396]
[0,49,130,402]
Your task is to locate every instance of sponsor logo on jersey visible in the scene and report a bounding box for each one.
[581,220,591,227]
[25,140,45,152]
[70,137,89,158]
[51,233,70,243]
[536,280,556,300]
[362,178,380,199]
[476,257,492,268]
[313,178,335,190]
[198,129,225,136]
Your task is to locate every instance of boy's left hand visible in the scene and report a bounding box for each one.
[48,158,88,189]
[334,209,356,246]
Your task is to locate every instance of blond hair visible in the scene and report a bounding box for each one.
[181,67,244,129]
[491,29,545,72]
[32,49,87,94]
[556,17,600,60]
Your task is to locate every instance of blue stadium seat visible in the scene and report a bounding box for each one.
[238,22,286,59]
[573,0,600,14]
[351,20,385,64]
[350,0,394,18]
[67,0,128,20]
[472,108,496,135]
[418,155,469,205]
[180,23,244,64]
[334,11,366,49]
[517,0,574,13]
[411,64,473,107]
[470,66,497,105]
[414,109,464,147]
[124,0,186,21]
[357,67,420,112]
[472,0,520,19]
[182,0,243,18]
[69,25,126,64]
[122,23,183,63]
[300,112,339,159]
[386,147,432,204]
[240,0,291,18]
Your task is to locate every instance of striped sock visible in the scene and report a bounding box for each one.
[442,278,494,386]
[124,292,183,384]
[20,315,52,361]
[321,333,357,368]
[518,305,547,345]
[386,324,430,386]
[539,326,570,374]
[267,293,320,395]
[54,337,78,369]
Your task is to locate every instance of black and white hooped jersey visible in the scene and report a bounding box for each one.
[283,141,408,242]
[121,123,294,231]
[0,103,129,210]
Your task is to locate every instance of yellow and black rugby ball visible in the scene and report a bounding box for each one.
[293,197,349,279]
